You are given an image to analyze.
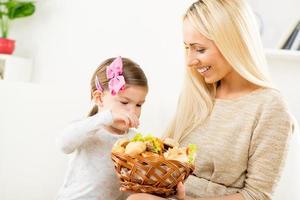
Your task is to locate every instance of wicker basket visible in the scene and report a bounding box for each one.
[111,151,195,197]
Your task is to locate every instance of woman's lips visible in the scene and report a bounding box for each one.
[197,66,211,75]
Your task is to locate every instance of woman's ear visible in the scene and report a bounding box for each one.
[92,90,104,107]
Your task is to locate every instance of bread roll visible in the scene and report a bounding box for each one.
[163,147,188,163]
[163,138,179,149]
[115,138,130,147]
[112,145,125,154]
[125,141,146,157]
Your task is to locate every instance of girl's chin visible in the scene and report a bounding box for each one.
[105,125,128,135]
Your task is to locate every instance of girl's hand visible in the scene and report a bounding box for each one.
[176,182,186,200]
[111,109,139,131]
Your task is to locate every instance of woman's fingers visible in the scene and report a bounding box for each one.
[176,182,185,200]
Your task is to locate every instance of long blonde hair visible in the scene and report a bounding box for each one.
[165,0,273,142]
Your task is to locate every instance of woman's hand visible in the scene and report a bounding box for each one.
[176,182,186,200]
[176,182,196,200]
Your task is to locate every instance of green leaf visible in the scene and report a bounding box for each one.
[131,133,162,153]
[131,133,144,142]
[7,2,35,19]
[188,144,197,164]
[144,134,162,153]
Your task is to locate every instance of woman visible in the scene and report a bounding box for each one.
[127,0,294,199]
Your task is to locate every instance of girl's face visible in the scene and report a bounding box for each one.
[100,85,148,132]
[182,19,233,84]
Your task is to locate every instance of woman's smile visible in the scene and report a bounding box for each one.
[197,66,212,76]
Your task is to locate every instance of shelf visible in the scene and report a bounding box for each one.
[0,54,32,82]
[0,54,31,62]
[265,49,300,62]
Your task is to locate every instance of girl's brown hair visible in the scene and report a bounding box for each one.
[88,57,148,116]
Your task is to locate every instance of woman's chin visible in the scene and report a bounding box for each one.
[203,75,220,84]
[204,78,215,84]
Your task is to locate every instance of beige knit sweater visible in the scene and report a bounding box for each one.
[180,88,294,200]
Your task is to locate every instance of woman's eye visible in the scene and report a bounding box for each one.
[196,49,206,53]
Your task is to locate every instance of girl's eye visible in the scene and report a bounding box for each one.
[120,101,128,105]
[136,104,142,107]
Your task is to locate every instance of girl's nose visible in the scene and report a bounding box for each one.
[129,106,139,116]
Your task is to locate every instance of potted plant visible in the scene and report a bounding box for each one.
[0,0,35,54]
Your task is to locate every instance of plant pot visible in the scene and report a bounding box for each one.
[0,38,15,55]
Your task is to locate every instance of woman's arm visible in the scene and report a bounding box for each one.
[126,186,244,200]
[238,97,293,199]
[177,182,244,200]
[57,110,113,154]
[188,193,244,200]
[126,193,244,200]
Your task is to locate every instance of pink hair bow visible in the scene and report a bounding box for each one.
[95,75,103,92]
[106,56,126,95]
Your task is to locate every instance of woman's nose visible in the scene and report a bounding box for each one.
[186,51,200,67]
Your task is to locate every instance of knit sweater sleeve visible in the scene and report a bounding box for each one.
[56,110,113,154]
[240,96,294,200]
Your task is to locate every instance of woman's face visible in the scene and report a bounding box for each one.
[183,19,233,84]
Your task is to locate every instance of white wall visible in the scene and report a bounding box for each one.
[248,0,300,48]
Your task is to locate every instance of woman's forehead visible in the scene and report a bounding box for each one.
[183,19,210,45]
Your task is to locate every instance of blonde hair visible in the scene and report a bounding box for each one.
[88,57,148,116]
[165,0,273,142]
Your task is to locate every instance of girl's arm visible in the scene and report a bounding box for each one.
[57,110,113,154]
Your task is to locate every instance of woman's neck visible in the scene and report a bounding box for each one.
[216,72,261,100]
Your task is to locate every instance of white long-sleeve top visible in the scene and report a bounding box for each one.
[56,110,130,200]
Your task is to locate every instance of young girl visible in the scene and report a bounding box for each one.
[56,56,148,200]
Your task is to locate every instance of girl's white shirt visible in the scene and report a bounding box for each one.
[56,110,132,200]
